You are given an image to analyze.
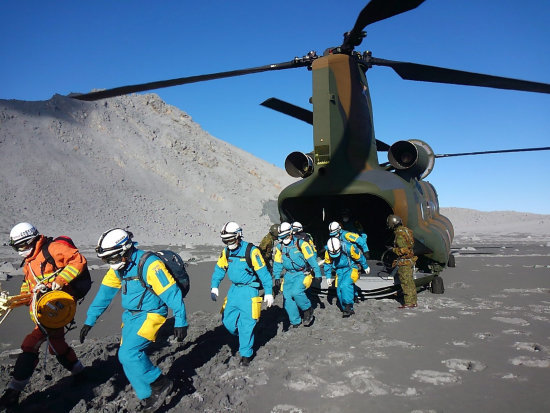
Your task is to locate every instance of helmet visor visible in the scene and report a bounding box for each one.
[99,252,125,264]
[9,239,36,252]
[221,236,238,246]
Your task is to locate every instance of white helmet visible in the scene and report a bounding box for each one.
[328,221,342,237]
[9,222,40,257]
[96,228,134,269]
[326,237,342,258]
[278,222,292,239]
[220,221,242,249]
[291,221,303,234]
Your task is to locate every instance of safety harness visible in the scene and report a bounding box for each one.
[224,243,260,287]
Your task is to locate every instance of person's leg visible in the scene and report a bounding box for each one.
[118,312,164,400]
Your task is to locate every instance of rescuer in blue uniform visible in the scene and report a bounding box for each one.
[80,228,188,412]
[328,221,369,256]
[273,222,322,328]
[324,237,369,317]
[210,221,274,366]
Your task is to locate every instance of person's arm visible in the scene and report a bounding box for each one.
[84,270,120,327]
[393,228,410,256]
[345,231,368,253]
[272,247,283,280]
[323,251,333,279]
[49,241,87,288]
[350,244,368,269]
[300,240,322,278]
[211,249,228,289]
[249,246,272,293]
[145,257,188,328]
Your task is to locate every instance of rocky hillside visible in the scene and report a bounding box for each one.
[0,93,295,247]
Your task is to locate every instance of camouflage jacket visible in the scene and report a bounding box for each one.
[258,233,276,262]
[392,225,417,266]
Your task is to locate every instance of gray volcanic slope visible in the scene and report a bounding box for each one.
[0,93,295,247]
[1,93,549,250]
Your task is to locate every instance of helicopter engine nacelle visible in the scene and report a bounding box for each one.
[285,151,314,178]
[388,139,435,179]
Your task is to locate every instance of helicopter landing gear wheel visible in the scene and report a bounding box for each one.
[447,254,456,268]
[430,275,444,294]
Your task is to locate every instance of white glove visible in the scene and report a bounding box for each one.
[52,281,63,290]
[326,278,333,287]
[364,266,371,275]
[33,283,48,293]
[263,294,274,308]
[210,287,219,301]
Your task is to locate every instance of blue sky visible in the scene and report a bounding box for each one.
[1,0,549,213]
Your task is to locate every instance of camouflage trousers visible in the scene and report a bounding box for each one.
[397,265,417,306]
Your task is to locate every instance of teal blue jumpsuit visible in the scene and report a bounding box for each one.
[85,248,188,400]
[323,242,368,312]
[211,241,273,358]
[273,237,322,326]
[338,229,369,255]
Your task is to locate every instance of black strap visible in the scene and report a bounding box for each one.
[40,237,58,275]
[224,243,254,269]
[282,239,307,272]
[224,243,260,284]
[134,251,156,310]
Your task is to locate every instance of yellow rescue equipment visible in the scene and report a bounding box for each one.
[33,291,76,329]
[0,290,32,325]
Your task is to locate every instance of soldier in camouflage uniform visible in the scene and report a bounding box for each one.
[387,215,417,308]
[258,224,279,272]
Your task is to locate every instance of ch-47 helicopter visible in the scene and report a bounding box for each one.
[71,0,550,298]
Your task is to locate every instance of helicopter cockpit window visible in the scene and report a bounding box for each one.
[420,202,426,221]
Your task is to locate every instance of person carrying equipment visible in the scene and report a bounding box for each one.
[328,221,369,257]
[0,223,87,409]
[210,221,274,367]
[291,221,316,251]
[258,223,279,271]
[387,215,418,308]
[273,222,322,328]
[324,237,369,317]
[79,228,188,412]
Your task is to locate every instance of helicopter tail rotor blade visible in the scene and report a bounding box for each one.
[72,59,313,101]
[435,146,550,158]
[261,97,391,151]
[370,57,550,94]
[342,0,425,51]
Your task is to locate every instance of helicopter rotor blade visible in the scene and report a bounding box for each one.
[369,57,550,94]
[71,59,313,101]
[260,97,391,151]
[342,0,425,51]
[261,98,312,124]
[435,146,550,158]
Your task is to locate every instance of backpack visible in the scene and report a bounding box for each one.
[40,236,92,300]
[137,250,190,303]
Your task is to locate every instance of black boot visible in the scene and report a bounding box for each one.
[303,307,314,326]
[342,304,355,318]
[141,375,173,413]
[0,388,21,409]
[240,356,252,367]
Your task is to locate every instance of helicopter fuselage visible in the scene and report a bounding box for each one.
[278,52,453,271]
